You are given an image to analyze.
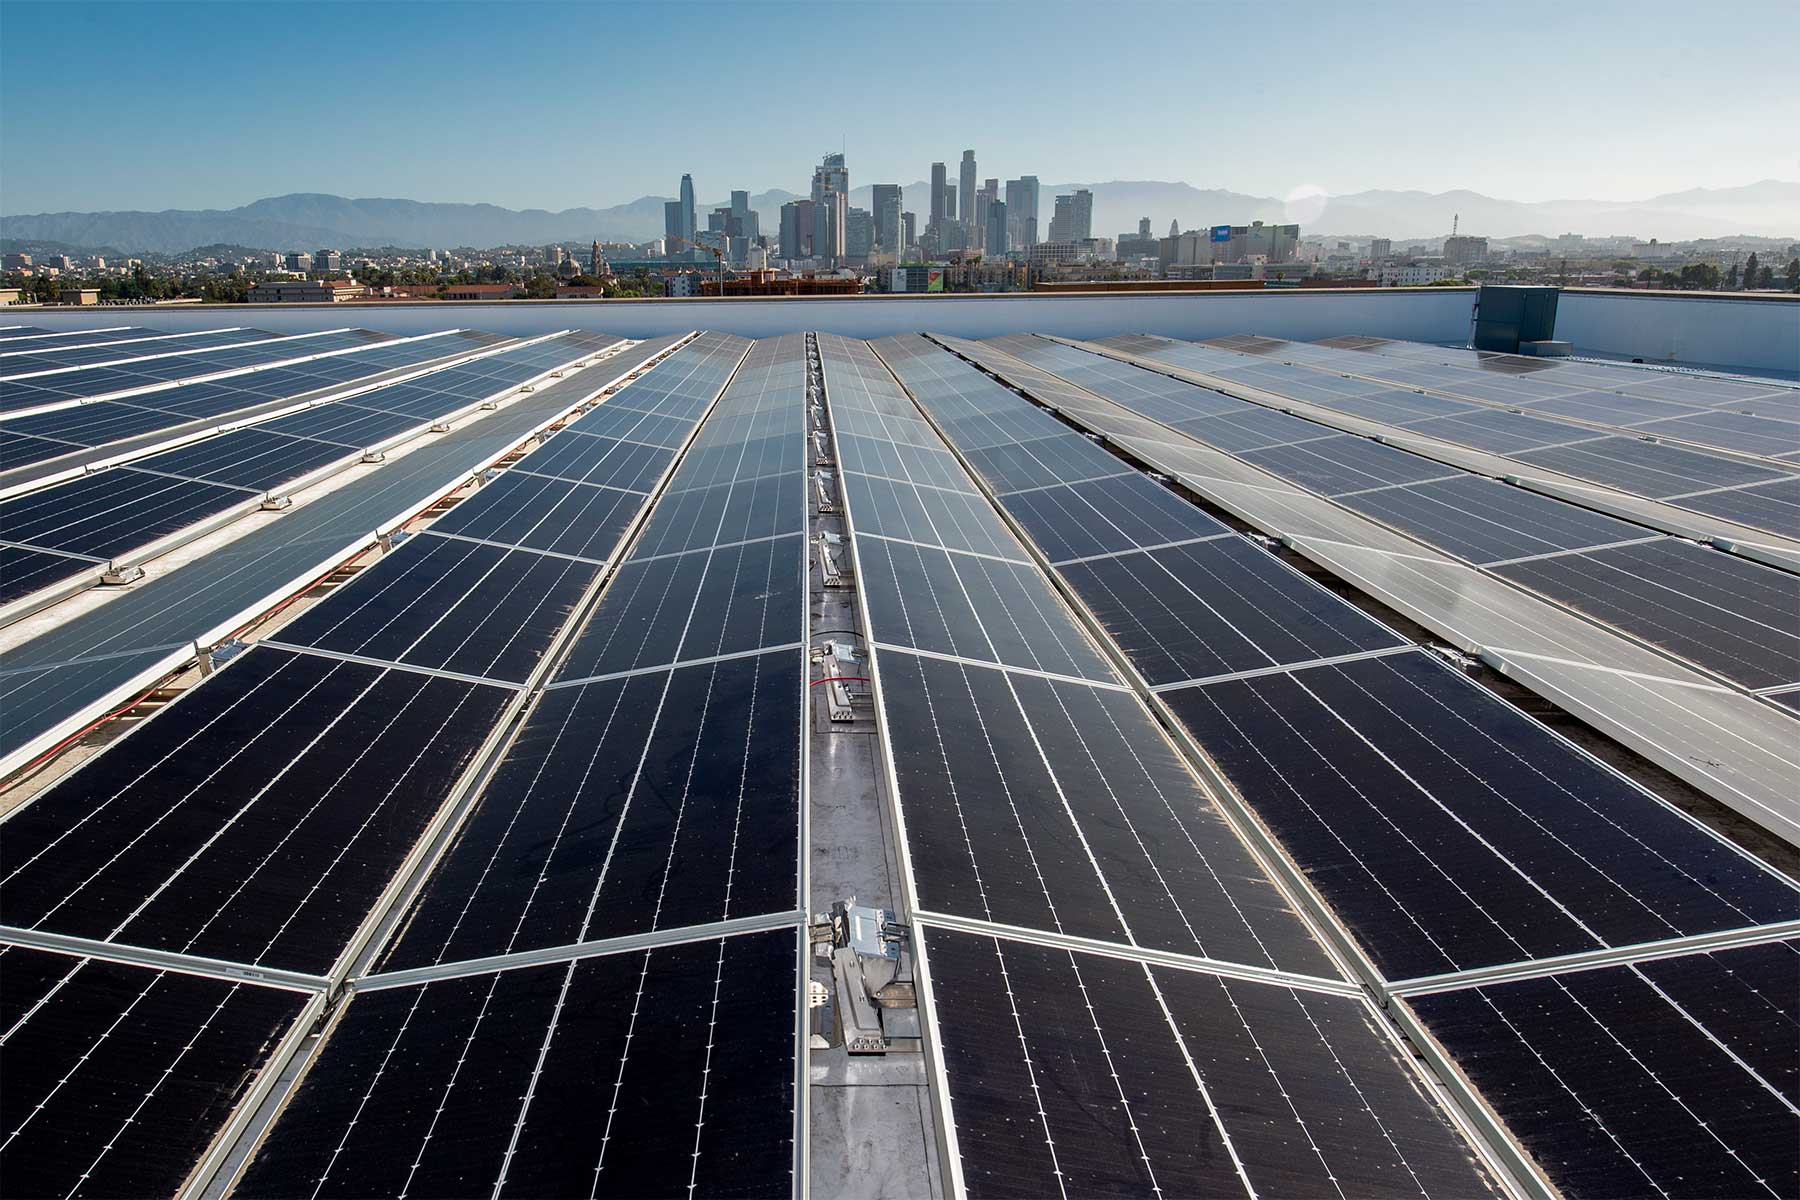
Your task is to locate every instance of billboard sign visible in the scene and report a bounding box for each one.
[927,268,944,293]
[1210,225,1233,243]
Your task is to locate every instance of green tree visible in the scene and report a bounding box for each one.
[1725,263,1739,288]
[1786,257,1799,289]
[1742,252,1759,289]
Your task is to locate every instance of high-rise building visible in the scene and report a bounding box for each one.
[929,162,947,229]
[901,211,917,254]
[590,241,606,276]
[958,150,977,228]
[1004,177,1039,248]
[845,208,873,260]
[1369,237,1392,263]
[1169,219,1180,238]
[944,184,957,227]
[665,174,696,254]
[730,190,759,241]
[780,199,814,261]
[811,197,842,262]
[284,251,311,272]
[871,184,903,253]
[972,191,992,252]
[986,200,1008,257]
[1442,235,1489,267]
[812,153,848,203]
[1071,189,1093,241]
[1138,217,1152,240]
[314,249,343,273]
[679,174,696,241]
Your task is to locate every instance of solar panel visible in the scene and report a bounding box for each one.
[924,927,1499,1198]
[0,646,515,972]
[0,465,254,558]
[0,544,96,605]
[821,334,1523,1190]
[1001,473,1229,563]
[1238,433,1460,495]
[1514,436,1792,498]
[0,331,507,470]
[272,533,601,683]
[1636,409,1800,458]
[1671,476,1800,533]
[0,332,647,773]
[0,947,308,1198]
[372,331,802,972]
[0,430,80,471]
[1493,538,1800,690]
[1403,408,1599,453]
[1403,939,1799,1199]
[1160,650,1800,980]
[0,327,271,376]
[1058,537,1401,683]
[1337,474,1656,566]
[236,928,799,1198]
[0,329,386,412]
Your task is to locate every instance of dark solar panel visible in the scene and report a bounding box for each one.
[926,927,1500,1198]
[0,466,252,558]
[1238,433,1457,495]
[134,428,349,492]
[273,532,601,683]
[0,646,513,973]
[1671,477,1800,534]
[1161,651,1800,980]
[1494,538,1800,690]
[0,545,95,604]
[1059,536,1405,685]
[1337,474,1654,565]
[1406,940,1799,1199]
[1000,473,1229,563]
[238,929,798,1198]
[0,948,307,1198]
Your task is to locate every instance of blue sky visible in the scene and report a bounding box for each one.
[3,0,1796,214]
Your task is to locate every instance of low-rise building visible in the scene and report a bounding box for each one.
[246,279,366,302]
[57,288,101,305]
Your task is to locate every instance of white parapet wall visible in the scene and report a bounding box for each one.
[14,287,1480,347]
[1557,289,1800,376]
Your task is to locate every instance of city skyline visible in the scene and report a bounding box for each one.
[4,0,1798,217]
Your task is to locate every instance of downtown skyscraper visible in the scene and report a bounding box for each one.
[958,150,977,229]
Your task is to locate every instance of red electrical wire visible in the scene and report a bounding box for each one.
[811,675,871,687]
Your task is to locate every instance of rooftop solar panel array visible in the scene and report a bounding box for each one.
[1114,332,1800,540]
[0,333,754,1198]
[903,332,1800,1196]
[999,334,1800,694]
[0,326,272,374]
[827,333,1505,1197]
[0,331,635,778]
[237,332,807,1198]
[0,332,546,614]
[0,328,389,413]
[0,328,507,479]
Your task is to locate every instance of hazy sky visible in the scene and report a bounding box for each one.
[3,0,1796,214]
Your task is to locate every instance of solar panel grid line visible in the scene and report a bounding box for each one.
[1053,333,1800,565]
[1146,642,1420,692]
[544,640,808,690]
[1384,916,1800,998]
[0,332,652,782]
[1473,533,1670,568]
[252,638,531,689]
[0,923,332,994]
[0,535,106,562]
[912,910,1358,997]
[1048,530,1237,565]
[0,325,126,341]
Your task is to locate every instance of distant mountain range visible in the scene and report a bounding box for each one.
[4,180,1795,256]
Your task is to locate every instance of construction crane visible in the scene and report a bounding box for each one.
[669,235,729,296]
